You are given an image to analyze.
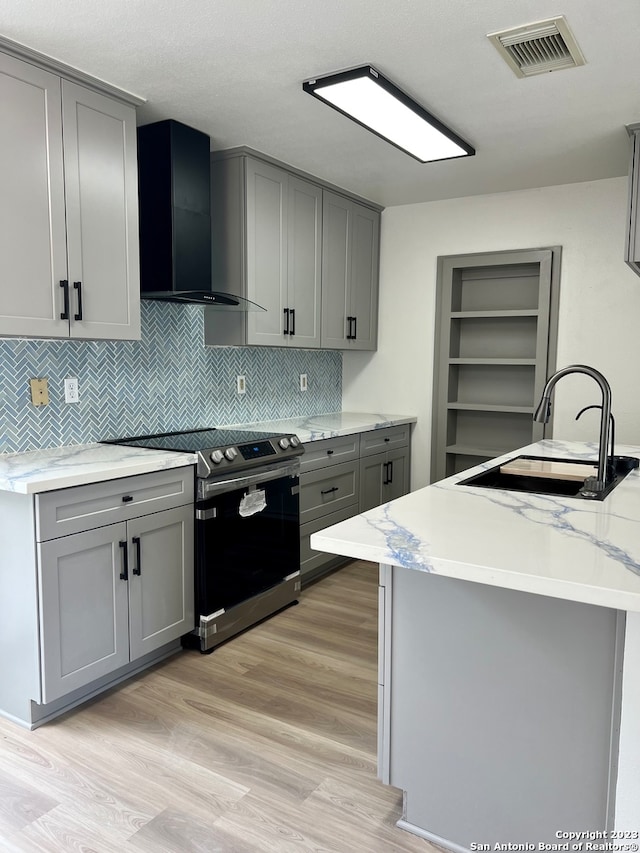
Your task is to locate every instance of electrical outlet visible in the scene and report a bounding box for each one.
[236,375,246,395]
[300,373,308,392]
[29,378,49,406]
[64,377,79,404]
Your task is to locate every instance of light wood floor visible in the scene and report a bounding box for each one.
[0,560,436,852]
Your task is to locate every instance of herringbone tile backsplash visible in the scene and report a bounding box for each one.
[0,302,342,454]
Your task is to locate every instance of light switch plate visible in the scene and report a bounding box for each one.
[29,378,49,406]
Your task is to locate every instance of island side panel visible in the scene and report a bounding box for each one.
[615,610,640,830]
[0,491,41,725]
[387,565,623,848]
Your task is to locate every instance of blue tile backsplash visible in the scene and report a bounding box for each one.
[0,302,342,454]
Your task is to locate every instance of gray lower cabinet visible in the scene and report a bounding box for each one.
[359,426,411,512]
[0,49,140,341]
[300,428,411,584]
[378,564,622,845]
[0,467,194,727]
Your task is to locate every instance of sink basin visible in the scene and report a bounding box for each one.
[457,454,639,501]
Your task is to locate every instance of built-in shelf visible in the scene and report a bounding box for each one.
[447,403,534,414]
[432,248,561,482]
[449,358,537,366]
[450,309,540,319]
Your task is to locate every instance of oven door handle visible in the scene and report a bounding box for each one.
[198,460,300,499]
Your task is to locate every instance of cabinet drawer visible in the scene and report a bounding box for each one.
[300,434,360,473]
[36,467,194,542]
[300,504,357,579]
[359,425,410,457]
[300,461,359,524]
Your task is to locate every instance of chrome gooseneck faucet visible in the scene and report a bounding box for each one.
[533,364,612,492]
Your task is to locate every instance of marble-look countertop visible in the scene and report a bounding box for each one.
[221,411,417,442]
[0,444,196,494]
[0,412,416,495]
[311,439,640,613]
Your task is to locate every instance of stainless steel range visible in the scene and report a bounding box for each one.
[104,427,304,651]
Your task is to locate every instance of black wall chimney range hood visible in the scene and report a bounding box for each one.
[137,119,261,310]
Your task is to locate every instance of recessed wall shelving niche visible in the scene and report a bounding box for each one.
[431,248,561,481]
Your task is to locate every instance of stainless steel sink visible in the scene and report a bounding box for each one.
[457,454,639,501]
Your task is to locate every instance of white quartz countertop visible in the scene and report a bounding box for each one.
[0,443,196,494]
[0,412,416,494]
[221,411,416,442]
[311,439,640,613]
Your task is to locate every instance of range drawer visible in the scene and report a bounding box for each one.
[359,425,410,457]
[300,434,360,473]
[36,467,194,542]
[300,461,359,524]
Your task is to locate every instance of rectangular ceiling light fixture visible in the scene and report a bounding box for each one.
[303,65,475,164]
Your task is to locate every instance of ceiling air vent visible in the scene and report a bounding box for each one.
[488,16,586,78]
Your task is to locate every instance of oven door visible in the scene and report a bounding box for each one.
[195,461,300,616]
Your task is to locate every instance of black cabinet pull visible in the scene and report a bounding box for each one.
[326,449,334,456]
[384,437,390,443]
[387,460,393,484]
[352,316,357,340]
[290,308,295,336]
[122,495,133,503]
[119,540,129,581]
[320,486,339,495]
[346,316,354,339]
[283,308,289,335]
[132,536,141,576]
[383,462,389,485]
[73,281,83,321]
[60,280,69,320]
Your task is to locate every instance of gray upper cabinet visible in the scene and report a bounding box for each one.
[0,51,140,340]
[321,191,380,350]
[209,153,322,347]
[625,123,640,277]
[206,149,381,351]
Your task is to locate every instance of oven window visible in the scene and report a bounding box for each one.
[195,474,299,613]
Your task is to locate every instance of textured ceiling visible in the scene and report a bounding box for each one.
[3,0,640,206]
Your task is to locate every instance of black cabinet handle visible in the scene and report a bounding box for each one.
[122,495,133,503]
[132,536,141,576]
[283,308,289,335]
[73,281,83,321]
[384,437,390,443]
[119,540,128,581]
[326,449,334,456]
[387,460,393,484]
[352,316,357,340]
[60,280,69,320]
[346,316,354,339]
[383,462,389,485]
[290,308,295,336]
[320,486,339,495]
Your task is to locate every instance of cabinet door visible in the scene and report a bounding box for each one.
[38,523,130,703]
[383,448,410,503]
[359,452,385,512]
[321,190,351,348]
[62,81,140,340]
[287,176,322,347]
[245,158,288,345]
[349,203,379,351]
[0,53,69,338]
[127,506,194,661]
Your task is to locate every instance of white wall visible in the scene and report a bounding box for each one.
[343,176,640,489]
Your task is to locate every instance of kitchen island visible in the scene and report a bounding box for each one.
[311,439,640,848]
